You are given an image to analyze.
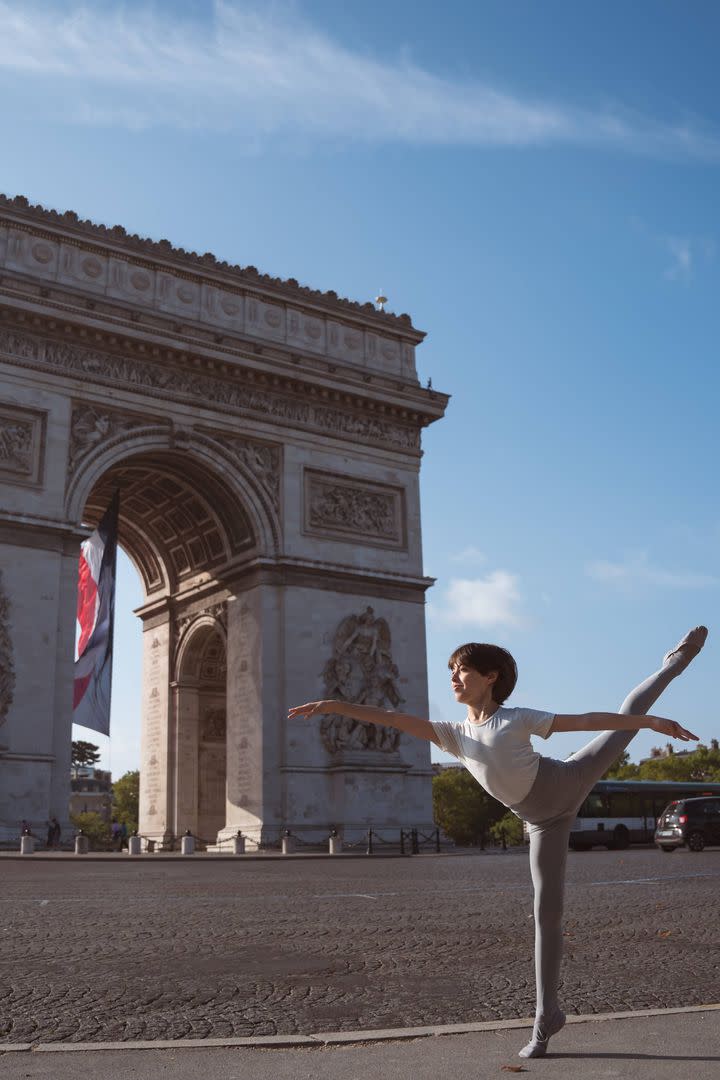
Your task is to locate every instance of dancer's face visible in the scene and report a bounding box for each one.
[450,661,498,706]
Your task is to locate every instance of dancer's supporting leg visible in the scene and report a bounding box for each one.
[519,625,707,1059]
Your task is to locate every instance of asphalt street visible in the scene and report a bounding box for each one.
[1,848,718,1046]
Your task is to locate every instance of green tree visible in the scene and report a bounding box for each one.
[636,745,720,782]
[603,750,640,780]
[71,740,101,776]
[432,768,505,846]
[112,770,139,832]
[489,810,525,847]
[604,743,720,783]
[70,811,110,849]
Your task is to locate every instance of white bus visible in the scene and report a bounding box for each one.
[568,779,720,850]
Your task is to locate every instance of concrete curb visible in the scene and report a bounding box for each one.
[2,1003,719,1054]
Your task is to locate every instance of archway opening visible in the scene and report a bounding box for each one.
[76,447,254,844]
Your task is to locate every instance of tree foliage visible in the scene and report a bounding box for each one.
[489,810,525,847]
[112,770,139,832]
[71,740,101,771]
[432,768,505,846]
[70,811,110,848]
[604,744,720,782]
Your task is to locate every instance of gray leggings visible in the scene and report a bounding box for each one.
[511,661,682,1019]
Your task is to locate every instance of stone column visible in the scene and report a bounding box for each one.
[220,583,284,847]
[138,618,173,846]
[0,526,81,842]
[170,680,200,838]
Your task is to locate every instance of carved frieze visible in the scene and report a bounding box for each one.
[0,328,421,454]
[203,431,281,510]
[0,570,15,727]
[304,470,405,549]
[320,607,403,754]
[201,708,226,742]
[176,601,227,642]
[68,402,164,476]
[0,403,46,486]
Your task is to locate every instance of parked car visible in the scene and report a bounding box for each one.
[654,796,720,852]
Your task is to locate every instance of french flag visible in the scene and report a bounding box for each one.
[73,492,119,736]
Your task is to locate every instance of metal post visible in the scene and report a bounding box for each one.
[328,828,342,855]
[400,829,405,856]
[435,828,440,853]
[366,828,373,855]
[181,830,195,855]
[411,827,419,855]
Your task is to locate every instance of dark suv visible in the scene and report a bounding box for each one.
[655,796,720,853]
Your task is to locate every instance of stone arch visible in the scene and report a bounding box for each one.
[67,433,275,846]
[172,618,228,845]
[66,430,280,597]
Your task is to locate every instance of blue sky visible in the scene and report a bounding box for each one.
[2,0,718,777]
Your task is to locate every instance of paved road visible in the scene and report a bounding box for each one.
[1,849,718,1044]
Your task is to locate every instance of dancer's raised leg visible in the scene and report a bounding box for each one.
[566,626,707,784]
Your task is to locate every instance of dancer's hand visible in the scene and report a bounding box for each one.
[288,700,337,720]
[648,717,698,741]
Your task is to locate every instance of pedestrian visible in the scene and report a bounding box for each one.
[47,817,61,849]
[111,818,122,851]
[120,821,128,848]
[289,625,707,1058]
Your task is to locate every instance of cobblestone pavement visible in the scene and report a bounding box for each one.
[1,849,718,1044]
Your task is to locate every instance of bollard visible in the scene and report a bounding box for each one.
[281,829,292,855]
[328,829,342,855]
[20,833,34,855]
[181,830,195,856]
[435,828,441,854]
[128,834,142,856]
[411,827,419,855]
[233,831,246,855]
[399,829,405,856]
[366,828,373,855]
[74,832,89,855]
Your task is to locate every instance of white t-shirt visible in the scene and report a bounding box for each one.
[431,706,555,810]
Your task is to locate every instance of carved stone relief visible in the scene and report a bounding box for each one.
[203,431,280,510]
[320,607,403,753]
[0,570,15,727]
[304,470,405,548]
[201,708,226,742]
[0,403,46,486]
[0,329,421,454]
[68,402,166,476]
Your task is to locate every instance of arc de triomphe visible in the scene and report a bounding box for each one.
[0,195,447,848]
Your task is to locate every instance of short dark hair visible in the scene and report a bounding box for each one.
[447,643,518,704]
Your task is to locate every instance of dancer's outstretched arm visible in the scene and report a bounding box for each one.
[288,700,441,745]
[550,712,697,740]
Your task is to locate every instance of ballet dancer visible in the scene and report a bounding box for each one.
[288,625,707,1058]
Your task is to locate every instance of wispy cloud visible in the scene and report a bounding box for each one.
[450,546,487,565]
[664,235,716,280]
[586,552,719,588]
[429,571,529,630]
[0,0,719,158]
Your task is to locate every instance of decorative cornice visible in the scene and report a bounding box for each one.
[0,193,421,334]
[0,317,432,455]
